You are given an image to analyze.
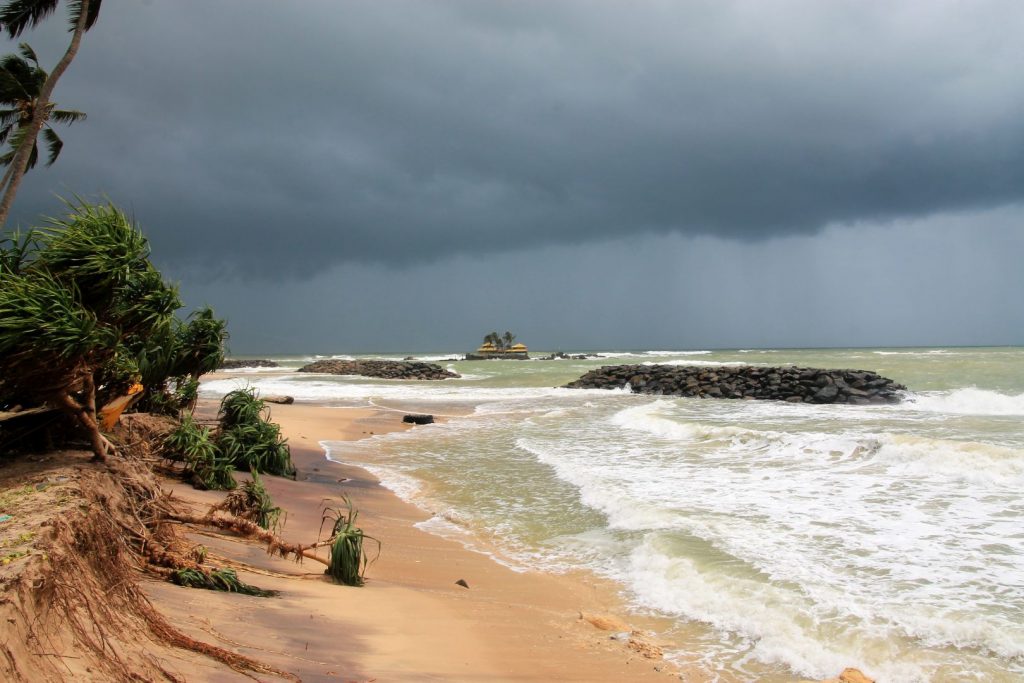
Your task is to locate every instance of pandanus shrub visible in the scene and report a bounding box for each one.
[322,497,379,587]
[216,470,282,532]
[0,201,182,458]
[0,201,229,455]
[216,388,294,477]
[163,414,235,490]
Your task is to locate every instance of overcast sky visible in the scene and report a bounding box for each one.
[5,0,1023,353]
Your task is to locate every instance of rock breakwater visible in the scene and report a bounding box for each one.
[565,365,906,404]
[298,359,459,380]
[219,359,279,369]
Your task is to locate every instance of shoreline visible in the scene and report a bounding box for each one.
[145,398,692,681]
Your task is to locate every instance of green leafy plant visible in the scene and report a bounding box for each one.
[215,388,294,477]
[170,567,275,597]
[321,497,379,587]
[217,387,266,430]
[0,201,180,458]
[216,470,282,532]
[164,415,235,490]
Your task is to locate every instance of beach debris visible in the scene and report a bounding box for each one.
[263,395,294,404]
[0,514,11,523]
[610,631,630,641]
[627,635,663,659]
[98,382,145,431]
[799,667,875,683]
[170,567,277,597]
[579,611,631,632]
[403,414,435,425]
[838,669,874,683]
[455,578,469,588]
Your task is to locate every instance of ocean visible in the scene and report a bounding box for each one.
[201,347,1024,682]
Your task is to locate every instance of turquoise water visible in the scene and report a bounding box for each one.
[203,347,1024,682]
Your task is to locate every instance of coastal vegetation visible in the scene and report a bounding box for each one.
[216,387,295,477]
[0,201,185,458]
[323,496,379,587]
[0,199,374,680]
[213,470,282,532]
[0,200,233,457]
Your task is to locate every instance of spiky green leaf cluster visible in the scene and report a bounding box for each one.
[323,497,379,587]
[216,388,294,477]
[0,201,186,413]
[225,470,282,532]
[169,567,275,597]
[163,414,235,491]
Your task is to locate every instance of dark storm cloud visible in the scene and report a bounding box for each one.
[6,0,1024,274]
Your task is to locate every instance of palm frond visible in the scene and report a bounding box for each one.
[16,42,37,66]
[67,0,102,32]
[49,108,85,124]
[0,0,61,39]
[41,125,60,165]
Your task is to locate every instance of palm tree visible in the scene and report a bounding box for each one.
[502,331,515,350]
[0,0,102,226]
[0,43,86,176]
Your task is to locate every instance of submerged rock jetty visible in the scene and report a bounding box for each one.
[219,359,279,369]
[565,365,906,404]
[298,359,459,380]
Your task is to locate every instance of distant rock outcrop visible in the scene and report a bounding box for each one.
[565,365,905,404]
[298,359,459,380]
[219,359,279,369]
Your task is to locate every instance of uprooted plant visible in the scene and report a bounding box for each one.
[163,414,236,491]
[211,469,282,532]
[321,496,380,587]
[170,567,276,597]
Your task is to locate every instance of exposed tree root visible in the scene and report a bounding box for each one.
[1,450,300,681]
[170,511,331,567]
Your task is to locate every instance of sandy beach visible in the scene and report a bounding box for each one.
[143,400,688,681]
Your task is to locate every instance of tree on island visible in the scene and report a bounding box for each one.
[0,43,86,175]
[482,330,518,351]
[0,0,102,226]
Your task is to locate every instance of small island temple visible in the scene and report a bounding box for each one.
[465,336,529,360]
